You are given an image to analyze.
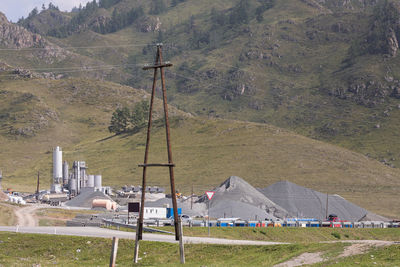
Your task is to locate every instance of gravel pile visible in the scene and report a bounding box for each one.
[197,176,288,220]
[66,188,112,208]
[259,181,369,221]
[209,200,276,220]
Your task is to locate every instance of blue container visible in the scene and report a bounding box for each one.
[166,208,182,218]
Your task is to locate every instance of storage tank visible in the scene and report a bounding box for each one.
[69,178,77,192]
[94,175,102,188]
[92,199,115,210]
[53,147,62,181]
[87,175,94,187]
[62,161,69,186]
[73,161,81,194]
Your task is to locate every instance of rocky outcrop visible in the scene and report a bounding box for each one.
[0,12,45,48]
[330,76,400,107]
[89,16,112,32]
[222,70,257,101]
[387,28,399,57]
[136,16,161,33]
[0,12,73,65]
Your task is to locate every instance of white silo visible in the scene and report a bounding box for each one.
[53,146,62,182]
[87,175,95,187]
[94,175,102,189]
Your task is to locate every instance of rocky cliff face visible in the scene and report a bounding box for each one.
[0,12,45,48]
[0,12,73,65]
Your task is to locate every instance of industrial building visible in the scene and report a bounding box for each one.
[48,146,112,204]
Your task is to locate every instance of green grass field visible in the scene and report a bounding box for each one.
[0,204,15,226]
[0,232,346,266]
[0,231,398,266]
[113,226,400,243]
[176,227,400,243]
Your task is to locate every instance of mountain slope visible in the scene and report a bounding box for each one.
[0,75,398,217]
[13,0,400,167]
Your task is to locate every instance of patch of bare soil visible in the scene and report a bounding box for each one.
[274,241,394,267]
[273,252,324,267]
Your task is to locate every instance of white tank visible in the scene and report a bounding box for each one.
[87,175,95,187]
[94,175,102,188]
[53,147,62,180]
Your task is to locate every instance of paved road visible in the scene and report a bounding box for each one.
[0,226,287,245]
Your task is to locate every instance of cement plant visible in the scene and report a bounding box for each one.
[1,0,400,265]
[1,146,397,229]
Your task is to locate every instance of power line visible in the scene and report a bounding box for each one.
[0,63,148,77]
[0,43,154,51]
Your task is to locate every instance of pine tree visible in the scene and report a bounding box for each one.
[131,101,149,129]
[108,107,130,134]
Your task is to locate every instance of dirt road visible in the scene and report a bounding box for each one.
[14,205,41,227]
[0,203,46,227]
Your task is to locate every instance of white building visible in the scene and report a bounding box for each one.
[143,207,167,219]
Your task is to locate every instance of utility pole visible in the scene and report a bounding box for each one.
[36,171,40,201]
[133,44,184,264]
[191,185,193,210]
[325,192,329,220]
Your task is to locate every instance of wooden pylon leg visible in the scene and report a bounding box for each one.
[133,227,140,263]
[178,218,185,264]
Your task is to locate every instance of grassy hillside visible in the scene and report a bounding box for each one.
[0,77,399,218]
[14,0,400,167]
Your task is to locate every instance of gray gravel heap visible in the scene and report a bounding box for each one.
[209,200,276,220]
[259,180,370,221]
[197,176,289,220]
[66,188,112,208]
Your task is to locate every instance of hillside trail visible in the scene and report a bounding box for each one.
[273,240,394,267]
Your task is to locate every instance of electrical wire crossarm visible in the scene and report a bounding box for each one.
[143,62,173,70]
